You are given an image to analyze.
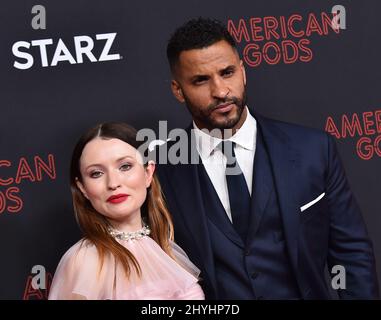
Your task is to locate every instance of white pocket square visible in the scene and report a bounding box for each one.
[300,193,325,212]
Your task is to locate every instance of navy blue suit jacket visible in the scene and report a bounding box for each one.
[156,113,379,299]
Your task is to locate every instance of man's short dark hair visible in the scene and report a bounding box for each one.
[166,17,236,72]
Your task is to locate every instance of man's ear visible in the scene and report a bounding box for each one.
[240,60,247,86]
[171,79,185,103]
[76,178,89,200]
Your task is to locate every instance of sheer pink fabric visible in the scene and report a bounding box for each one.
[48,237,204,300]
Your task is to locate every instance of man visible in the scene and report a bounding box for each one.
[155,17,379,299]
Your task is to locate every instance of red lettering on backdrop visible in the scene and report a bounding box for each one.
[35,154,56,181]
[298,39,313,62]
[243,43,261,67]
[282,40,298,64]
[306,13,323,36]
[23,275,45,300]
[363,112,376,135]
[326,110,381,160]
[288,14,304,37]
[0,188,23,214]
[250,17,264,41]
[321,12,340,34]
[227,19,250,43]
[263,42,281,65]
[15,157,36,184]
[325,117,341,139]
[0,154,56,214]
[279,16,288,38]
[357,137,373,160]
[375,110,381,132]
[341,114,363,138]
[375,135,381,157]
[0,192,5,213]
[6,187,23,213]
[263,17,280,40]
[0,160,14,186]
[228,11,340,68]
[23,272,52,300]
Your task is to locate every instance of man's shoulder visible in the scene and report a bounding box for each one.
[255,114,329,143]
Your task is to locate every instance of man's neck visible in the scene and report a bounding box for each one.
[194,107,248,139]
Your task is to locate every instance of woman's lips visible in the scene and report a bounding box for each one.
[107,194,129,204]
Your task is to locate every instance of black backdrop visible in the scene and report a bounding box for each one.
[0,0,380,299]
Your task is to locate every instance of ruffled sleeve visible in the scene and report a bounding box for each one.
[170,241,201,280]
[48,240,116,300]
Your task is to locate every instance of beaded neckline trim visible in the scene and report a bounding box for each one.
[108,225,151,241]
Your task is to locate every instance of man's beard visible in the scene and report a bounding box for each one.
[185,90,247,130]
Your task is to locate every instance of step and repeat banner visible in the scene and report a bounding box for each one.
[0,0,380,299]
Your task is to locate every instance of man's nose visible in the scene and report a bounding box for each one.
[211,78,230,100]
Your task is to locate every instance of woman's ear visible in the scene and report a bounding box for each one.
[76,178,89,199]
[145,161,156,188]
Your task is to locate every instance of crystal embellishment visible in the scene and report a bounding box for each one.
[108,225,151,241]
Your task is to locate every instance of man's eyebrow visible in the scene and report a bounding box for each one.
[189,74,209,82]
[221,65,236,72]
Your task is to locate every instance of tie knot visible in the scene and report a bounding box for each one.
[219,140,236,167]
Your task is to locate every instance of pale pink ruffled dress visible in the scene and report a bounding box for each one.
[48,236,204,300]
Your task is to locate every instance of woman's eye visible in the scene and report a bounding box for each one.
[120,163,132,171]
[90,171,103,178]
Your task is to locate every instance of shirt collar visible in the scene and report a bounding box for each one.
[193,106,257,158]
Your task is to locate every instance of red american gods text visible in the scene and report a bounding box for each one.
[228,11,340,67]
[0,154,56,213]
[23,272,52,300]
[325,110,381,160]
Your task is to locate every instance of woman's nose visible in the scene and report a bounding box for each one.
[107,172,121,190]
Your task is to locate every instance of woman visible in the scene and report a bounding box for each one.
[48,122,204,300]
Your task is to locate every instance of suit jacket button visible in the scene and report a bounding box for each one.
[251,272,259,279]
[244,249,251,256]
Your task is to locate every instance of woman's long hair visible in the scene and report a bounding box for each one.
[70,122,174,277]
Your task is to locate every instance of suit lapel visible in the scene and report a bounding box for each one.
[247,128,272,240]
[255,115,301,277]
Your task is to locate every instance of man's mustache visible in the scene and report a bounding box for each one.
[208,97,241,111]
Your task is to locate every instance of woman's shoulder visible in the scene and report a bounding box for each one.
[52,238,109,284]
[59,239,99,266]
[49,239,115,300]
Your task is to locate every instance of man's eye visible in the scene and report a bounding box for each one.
[120,163,132,171]
[193,77,208,85]
[222,69,234,77]
[90,171,103,178]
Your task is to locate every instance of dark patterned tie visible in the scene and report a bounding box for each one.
[220,140,251,241]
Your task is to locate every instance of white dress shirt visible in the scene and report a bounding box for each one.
[193,107,257,222]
